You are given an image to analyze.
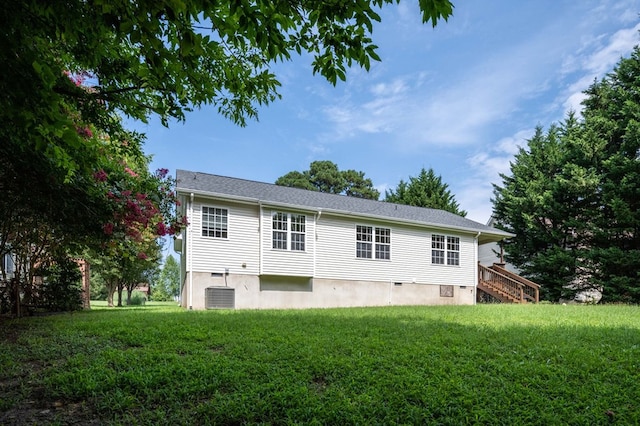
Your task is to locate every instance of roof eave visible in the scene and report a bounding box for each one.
[178,187,514,242]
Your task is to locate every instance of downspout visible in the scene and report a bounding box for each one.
[259,202,263,275]
[189,193,194,310]
[474,232,481,305]
[314,209,321,278]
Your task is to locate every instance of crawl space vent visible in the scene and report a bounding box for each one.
[205,287,235,309]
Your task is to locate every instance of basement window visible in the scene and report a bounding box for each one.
[440,285,454,297]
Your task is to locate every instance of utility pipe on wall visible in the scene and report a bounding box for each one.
[474,231,481,305]
[189,192,194,309]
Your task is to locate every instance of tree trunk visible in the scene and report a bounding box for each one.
[117,282,123,307]
[107,286,115,307]
[79,260,91,309]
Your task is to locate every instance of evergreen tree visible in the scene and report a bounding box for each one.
[493,46,640,303]
[581,47,640,303]
[493,119,598,300]
[385,168,466,216]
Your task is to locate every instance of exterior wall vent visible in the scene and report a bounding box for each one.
[205,287,235,309]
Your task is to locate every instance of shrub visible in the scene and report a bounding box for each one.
[38,258,84,312]
[127,291,146,306]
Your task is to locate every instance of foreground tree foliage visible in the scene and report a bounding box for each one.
[385,167,466,216]
[276,161,381,199]
[1,0,453,173]
[493,47,640,303]
[1,0,453,314]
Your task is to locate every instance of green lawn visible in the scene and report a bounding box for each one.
[1,303,639,425]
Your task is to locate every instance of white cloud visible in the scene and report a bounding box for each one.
[559,22,640,114]
[456,128,534,223]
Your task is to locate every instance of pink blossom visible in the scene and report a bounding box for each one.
[77,126,93,138]
[137,252,148,260]
[156,222,167,236]
[124,167,138,177]
[102,223,114,235]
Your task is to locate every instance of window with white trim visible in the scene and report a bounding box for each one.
[272,212,306,251]
[447,236,460,265]
[202,206,228,238]
[432,234,460,266]
[290,214,306,251]
[356,225,391,260]
[272,212,288,250]
[375,227,391,260]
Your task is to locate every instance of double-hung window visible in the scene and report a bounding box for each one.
[272,212,306,251]
[202,206,228,238]
[432,234,460,266]
[356,225,391,260]
[446,236,460,265]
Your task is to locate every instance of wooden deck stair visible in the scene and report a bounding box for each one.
[477,263,540,304]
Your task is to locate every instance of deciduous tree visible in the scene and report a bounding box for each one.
[276,161,380,199]
[154,255,180,301]
[1,0,453,174]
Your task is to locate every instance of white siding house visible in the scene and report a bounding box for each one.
[175,170,513,310]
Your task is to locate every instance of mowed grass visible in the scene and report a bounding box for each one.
[1,303,639,425]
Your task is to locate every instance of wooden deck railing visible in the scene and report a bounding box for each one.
[478,263,539,303]
[490,264,540,303]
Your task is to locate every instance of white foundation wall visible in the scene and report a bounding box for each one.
[183,272,476,310]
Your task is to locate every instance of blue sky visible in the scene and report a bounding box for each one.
[132,0,640,225]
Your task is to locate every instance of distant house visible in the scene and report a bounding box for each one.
[175,170,514,310]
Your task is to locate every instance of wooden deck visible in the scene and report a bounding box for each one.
[477,263,540,303]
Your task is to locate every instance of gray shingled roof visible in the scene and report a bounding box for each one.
[176,169,513,244]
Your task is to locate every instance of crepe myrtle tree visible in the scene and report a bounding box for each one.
[89,156,187,307]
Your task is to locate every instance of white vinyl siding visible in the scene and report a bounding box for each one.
[315,216,474,285]
[262,209,314,276]
[187,196,475,287]
[190,200,260,275]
